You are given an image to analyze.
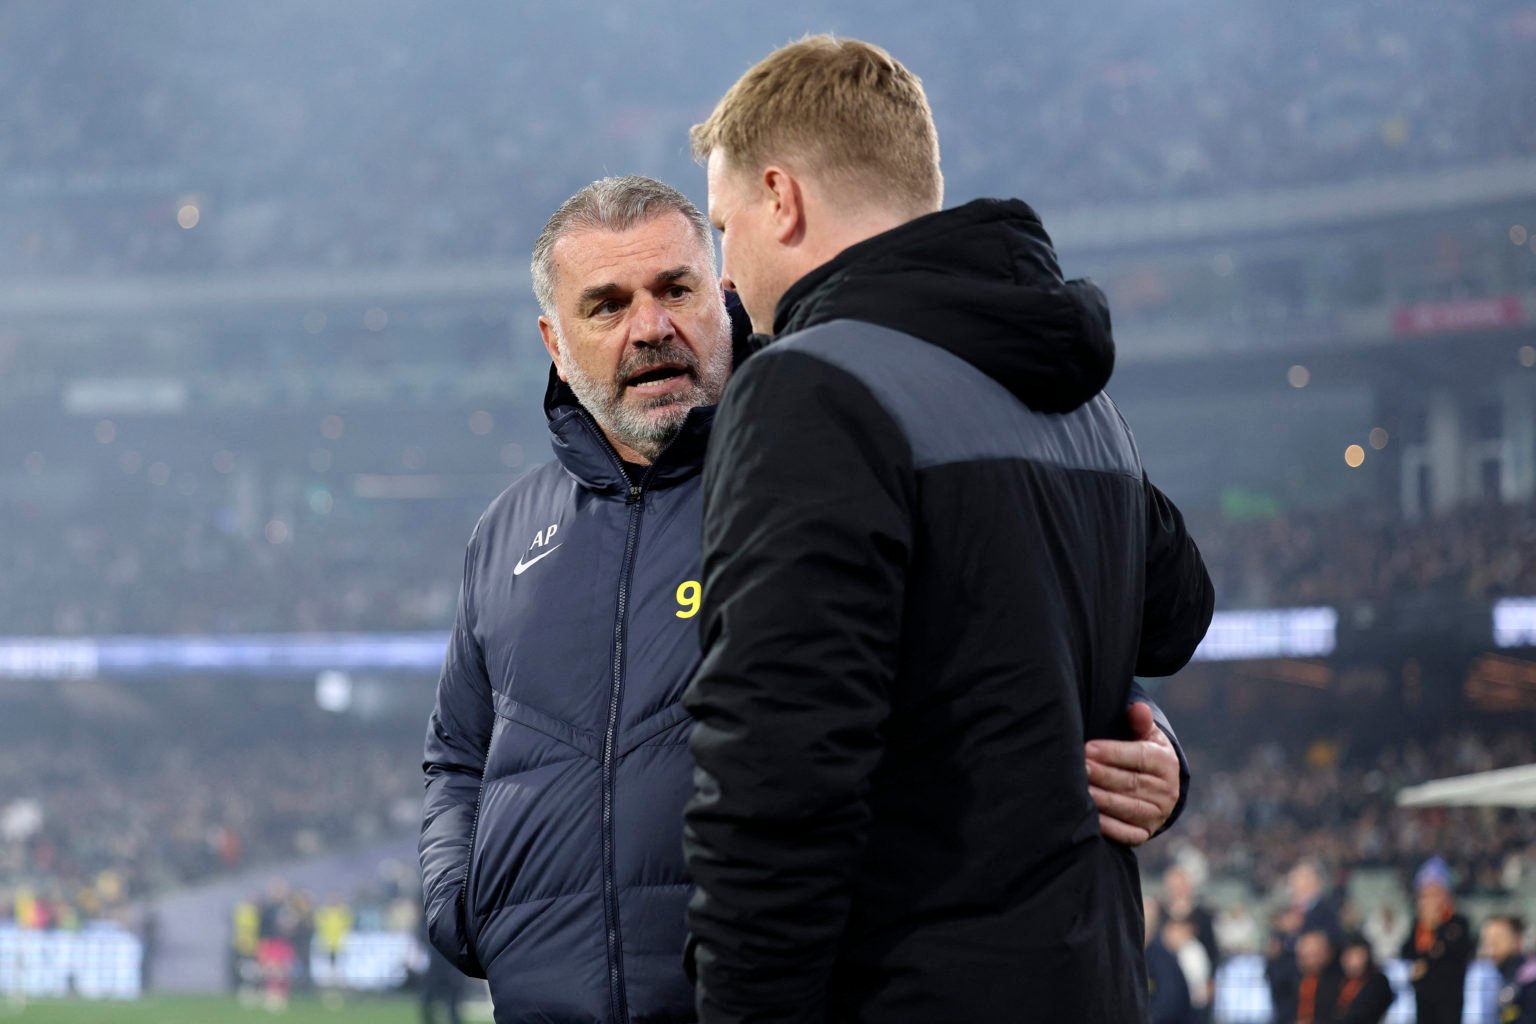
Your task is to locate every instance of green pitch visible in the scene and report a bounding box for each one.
[0,995,431,1023]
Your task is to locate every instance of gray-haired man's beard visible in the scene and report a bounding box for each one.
[560,338,732,462]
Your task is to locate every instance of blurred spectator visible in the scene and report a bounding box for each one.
[1400,856,1474,1024]
[419,908,465,1024]
[315,893,353,979]
[137,903,161,993]
[1481,915,1536,1024]
[1164,916,1214,1022]
[1215,901,1261,958]
[231,898,260,990]
[1164,864,1220,985]
[1334,932,1395,1024]
[1146,895,1197,1024]
[1290,861,1344,941]
[1362,902,1409,968]
[256,878,301,1009]
[1289,929,1343,1024]
[1269,860,1342,1020]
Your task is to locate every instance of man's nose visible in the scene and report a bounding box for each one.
[629,292,675,345]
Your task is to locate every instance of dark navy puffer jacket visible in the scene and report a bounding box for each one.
[420,373,712,1024]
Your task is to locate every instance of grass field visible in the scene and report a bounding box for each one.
[0,995,468,1023]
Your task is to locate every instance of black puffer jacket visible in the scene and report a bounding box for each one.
[683,199,1214,1023]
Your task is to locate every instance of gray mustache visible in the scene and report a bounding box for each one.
[615,345,698,385]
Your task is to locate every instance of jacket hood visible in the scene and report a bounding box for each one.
[771,198,1115,414]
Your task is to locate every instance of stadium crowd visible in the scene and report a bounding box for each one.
[1145,729,1536,900]
[1198,498,1536,610]
[2,490,470,635]
[227,867,421,996]
[7,490,1534,637]
[1136,726,1536,1021]
[1143,853,1534,1024]
[0,722,420,924]
[2,0,1533,277]
[5,708,1529,926]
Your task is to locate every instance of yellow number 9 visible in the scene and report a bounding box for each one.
[676,580,701,619]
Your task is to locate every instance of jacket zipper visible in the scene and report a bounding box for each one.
[581,408,659,1024]
[604,486,643,1023]
[583,410,691,1022]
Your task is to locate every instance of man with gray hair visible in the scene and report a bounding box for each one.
[420,174,736,1023]
[420,174,1192,1022]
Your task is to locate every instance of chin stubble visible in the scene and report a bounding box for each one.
[559,334,732,461]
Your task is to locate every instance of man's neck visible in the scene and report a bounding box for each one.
[595,426,652,466]
[797,207,914,282]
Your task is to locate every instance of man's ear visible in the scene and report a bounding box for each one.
[762,166,806,247]
[538,315,568,381]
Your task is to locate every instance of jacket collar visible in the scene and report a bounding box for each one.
[543,368,714,497]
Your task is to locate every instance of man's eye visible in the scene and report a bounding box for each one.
[665,285,690,300]
[593,299,623,316]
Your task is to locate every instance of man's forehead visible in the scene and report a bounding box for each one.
[704,150,752,219]
[704,153,730,223]
[552,214,710,294]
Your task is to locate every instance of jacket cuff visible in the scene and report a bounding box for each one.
[1152,721,1190,838]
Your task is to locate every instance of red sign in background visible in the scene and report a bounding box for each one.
[1393,296,1524,337]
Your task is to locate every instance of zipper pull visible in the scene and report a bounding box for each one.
[627,484,643,503]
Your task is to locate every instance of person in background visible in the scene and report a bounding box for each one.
[1400,856,1473,1024]
[230,898,260,994]
[1482,914,1536,1024]
[290,890,316,995]
[1146,896,1196,1024]
[137,903,160,994]
[1362,901,1409,966]
[1293,929,1343,1024]
[1215,901,1261,958]
[1270,860,1342,1020]
[315,893,352,981]
[1333,932,1395,1024]
[1164,916,1213,1022]
[1290,860,1343,940]
[419,909,465,1024]
[256,878,297,1010]
[1164,864,1219,1018]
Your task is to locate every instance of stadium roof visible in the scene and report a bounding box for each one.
[1396,763,1536,809]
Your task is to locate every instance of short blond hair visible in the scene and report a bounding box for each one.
[691,35,942,216]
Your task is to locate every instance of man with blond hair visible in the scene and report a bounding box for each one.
[682,36,1214,1022]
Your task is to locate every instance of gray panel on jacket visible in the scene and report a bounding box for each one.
[768,319,1143,478]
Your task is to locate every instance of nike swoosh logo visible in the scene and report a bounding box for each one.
[513,544,561,576]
